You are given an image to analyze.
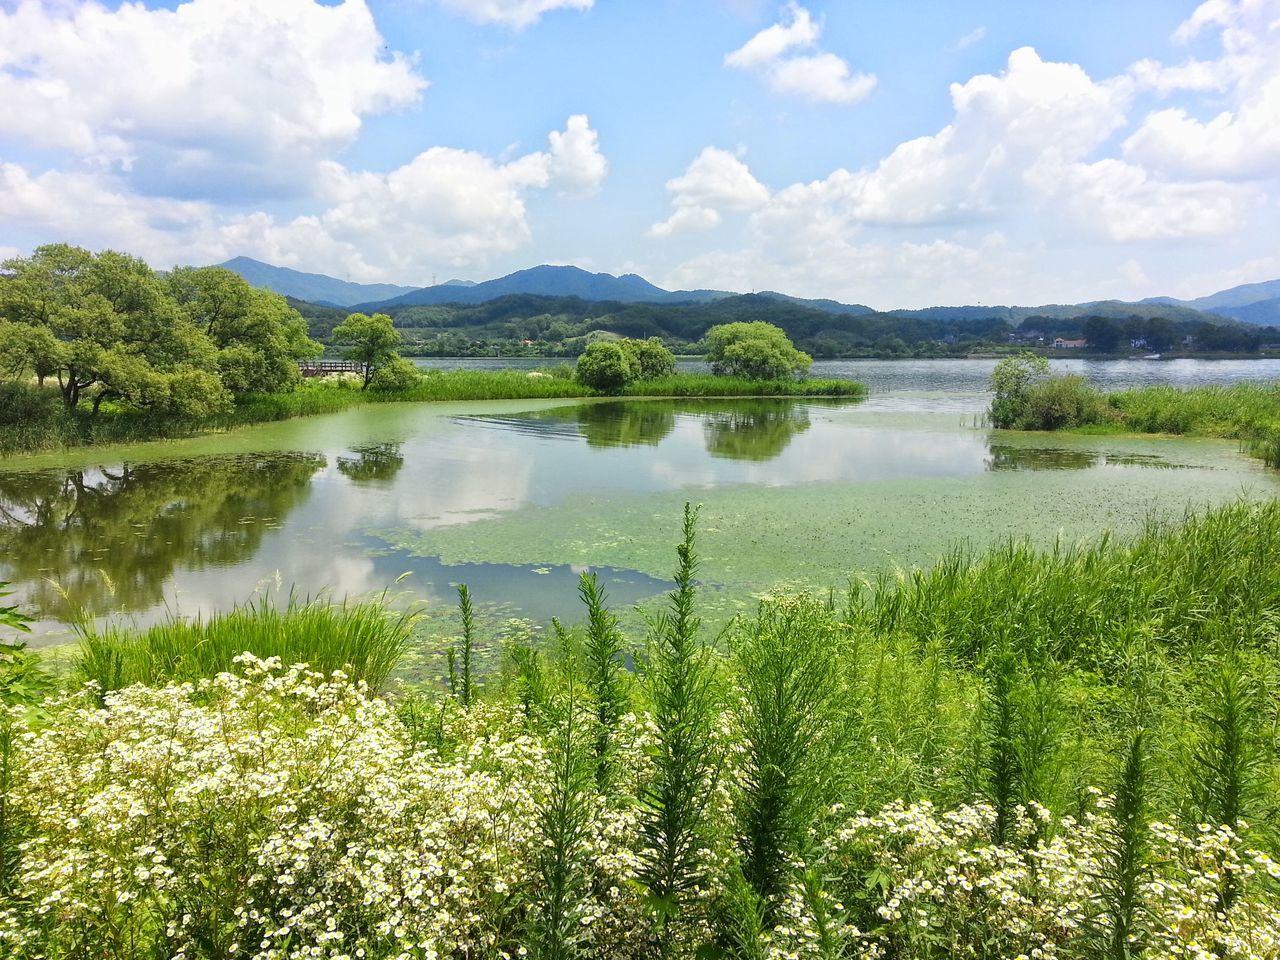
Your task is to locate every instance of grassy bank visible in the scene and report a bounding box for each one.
[75,593,416,694]
[0,369,863,456]
[995,375,1280,467]
[2,501,1279,957]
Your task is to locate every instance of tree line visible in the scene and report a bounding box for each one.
[0,244,322,416]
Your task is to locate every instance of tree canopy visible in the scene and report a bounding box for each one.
[574,336,676,392]
[704,321,812,380]
[0,246,321,416]
[332,312,401,390]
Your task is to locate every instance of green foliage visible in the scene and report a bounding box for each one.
[638,504,720,945]
[453,584,477,706]
[621,337,677,380]
[75,593,414,693]
[1090,726,1152,960]
[167,266,321,395]
[988,351,1050,428]
[0,244,232,416]
[704,322,812,380]
[729,595,852,917]
[575,340,635,392]
[0,583,51,709]
[331,311,401,389]
[578,572,629,791]
[530,669,598,960]
[368,355,423,392]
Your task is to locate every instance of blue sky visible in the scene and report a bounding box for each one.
[1,0,1278,307]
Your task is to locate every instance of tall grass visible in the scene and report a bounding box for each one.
[638,504,720,950]
[75,593,414,692]
[847,501,1280,666]
[729,596,852,917]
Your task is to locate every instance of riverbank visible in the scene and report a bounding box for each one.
[0,370,865,456]
[997,378,1280,467]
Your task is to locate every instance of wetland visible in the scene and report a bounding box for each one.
[5,358,1280,647]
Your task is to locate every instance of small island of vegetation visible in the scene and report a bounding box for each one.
[989,352,1280,467]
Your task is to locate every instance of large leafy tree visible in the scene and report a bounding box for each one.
[331,312,401,389]
[167,266,321,395]
[0,245,228,416]
[704,321,812,380]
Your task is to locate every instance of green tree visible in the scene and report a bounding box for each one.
[167,267,321,395]
[0,245,230,416]
[621,336,676,380]
[704,321,812,380]
[989,351,1050,428]
[331,312,401,390]
[1082,316,1122,353]
[1144,317,1177,353]
[575,340,635,392]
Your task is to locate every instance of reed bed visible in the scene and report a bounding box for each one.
[74,593,415,693]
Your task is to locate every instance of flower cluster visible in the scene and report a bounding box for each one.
[2,660,1277,959]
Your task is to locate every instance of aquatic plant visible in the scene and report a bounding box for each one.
[75,592,414,692]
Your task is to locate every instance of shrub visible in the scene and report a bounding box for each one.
[575,341,635,392]
[621,337,676,381]
[704,322,812,380]
[368,355,423,392]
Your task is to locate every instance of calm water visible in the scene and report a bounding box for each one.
[3,359,1279,644]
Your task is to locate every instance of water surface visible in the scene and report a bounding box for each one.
[3,360,1278,644]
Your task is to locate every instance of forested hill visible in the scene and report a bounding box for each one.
[296,291,1276,358]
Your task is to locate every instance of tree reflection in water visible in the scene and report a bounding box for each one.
[701,401,812,462]
[336,443,406,484]
[0,453,325,620]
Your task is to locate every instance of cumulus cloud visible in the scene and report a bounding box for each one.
[1123,0,1280,180]
[0,116,608,280]
[547,115,609,195]
[648,147,770,238]
[434,0,593,29]
[653,35,1266,307]
[725,3,876,104]
[0,0,426,200]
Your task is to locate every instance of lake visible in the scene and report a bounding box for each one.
[4,359,1279,648]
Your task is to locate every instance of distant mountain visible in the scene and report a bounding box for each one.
[1212,297,1280,325]
[218,257,420,308]
[352,264,734,311]
[756,290,875,316]
[1141,278,1280,325]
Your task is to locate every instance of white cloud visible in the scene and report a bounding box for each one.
[434,0,593,29]
[1123,0,1280,181]
[547,114,609,195]
[0,0,426,199]
[724,2,819,69]
[652,35,1269,307]
[0,116,608,281]
[725,3,876,105]
[956,26,987,50]
[648,147,770,237]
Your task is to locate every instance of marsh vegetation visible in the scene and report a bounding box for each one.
[2,502,1280,958]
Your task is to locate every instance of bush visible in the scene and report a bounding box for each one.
[621,337,676,380]
[575,341,636,392]
[704,321,812,380]
[368,355,423,392]
[1018,374,1115,430]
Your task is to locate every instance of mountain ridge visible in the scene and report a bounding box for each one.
[217,256,1280,326]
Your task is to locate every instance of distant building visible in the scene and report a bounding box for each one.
[1053,337,1088,349]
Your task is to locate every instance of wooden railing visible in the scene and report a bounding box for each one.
[299,359,366,377]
